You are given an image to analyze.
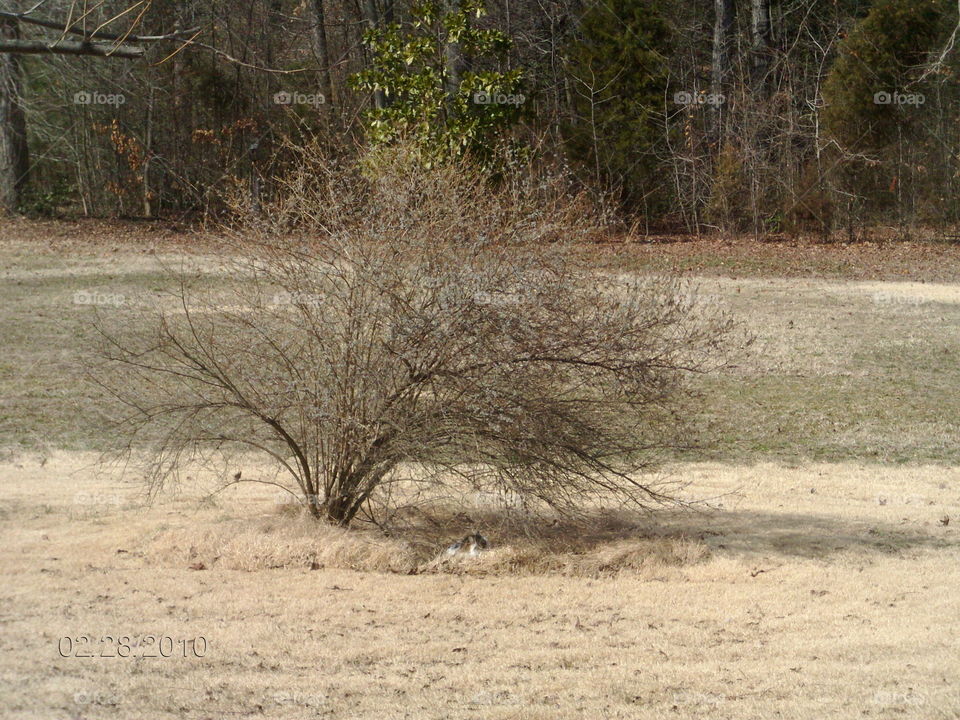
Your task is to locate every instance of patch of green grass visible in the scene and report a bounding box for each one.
[681,331,960,464]
[3,246,960,466]
[0,265,218,452]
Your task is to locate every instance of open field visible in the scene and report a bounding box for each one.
[3,232,960,463]
[1,228,960,719]
[2,454,959,719]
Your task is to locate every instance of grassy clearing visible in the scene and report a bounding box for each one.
[2,230,960,719]
[0,247,230,453]
[3,239,960,464]
[681,276,960,464]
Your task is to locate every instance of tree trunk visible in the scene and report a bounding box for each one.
[143,86,154,217]
[750,0,773,95]
[361,0,387,109]
[711,0,734,131]
[310,0,334,106]
[443,0,466,100]
[0,15,29,213]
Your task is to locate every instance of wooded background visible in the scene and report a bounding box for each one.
[0,0,958,236]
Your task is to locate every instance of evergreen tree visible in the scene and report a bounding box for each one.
[823,0,947,150]
[350,0,524,165]
[822,0,960,222]
[563,0,672,208]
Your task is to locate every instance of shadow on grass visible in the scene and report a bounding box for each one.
[139,496,959,575]
[651,508,958,560]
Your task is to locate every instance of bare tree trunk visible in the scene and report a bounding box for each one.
[143,86,154,218]
[711,0,734,133]
[750,0,772,95]
[361,0,386,109]
[310,0,334,106]
[0,39,144,57]
[443,0,466,100]
[265,0,283,67]
[0,15,29,213]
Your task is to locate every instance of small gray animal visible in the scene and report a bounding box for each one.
[415,533,491,573]
[446,533,490,557]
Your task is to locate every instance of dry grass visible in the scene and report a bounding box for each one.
[4,235,960,463]
[580,232,960,282]
[91,456,712,578]
[143,501,710,578]
[2,452,959,719]
[3,229,960,719]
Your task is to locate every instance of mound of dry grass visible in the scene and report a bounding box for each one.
[143,512,423,574]
[141,502,710,578]
[417,535,709,577]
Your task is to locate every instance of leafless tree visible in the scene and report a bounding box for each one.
[90,146,734,526]
[711,0,734,133]
[0,11,28,212]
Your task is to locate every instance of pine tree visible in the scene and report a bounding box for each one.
[563,0,672,208]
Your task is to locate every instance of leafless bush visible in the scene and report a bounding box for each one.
[231,138,606,244]
[92,149,734,527]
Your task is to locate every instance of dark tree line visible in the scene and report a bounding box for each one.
[1,0,958,235]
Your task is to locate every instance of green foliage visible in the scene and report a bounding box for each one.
[349,0,524,165]
[562,0,672,206]
[821,0,960,223]
[822,0,949,150]
[18,177,75,217]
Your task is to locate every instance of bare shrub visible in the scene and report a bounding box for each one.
[92,147,734,527]
[233,138,607,244]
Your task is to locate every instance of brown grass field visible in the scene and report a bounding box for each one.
[1,226,960,719]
